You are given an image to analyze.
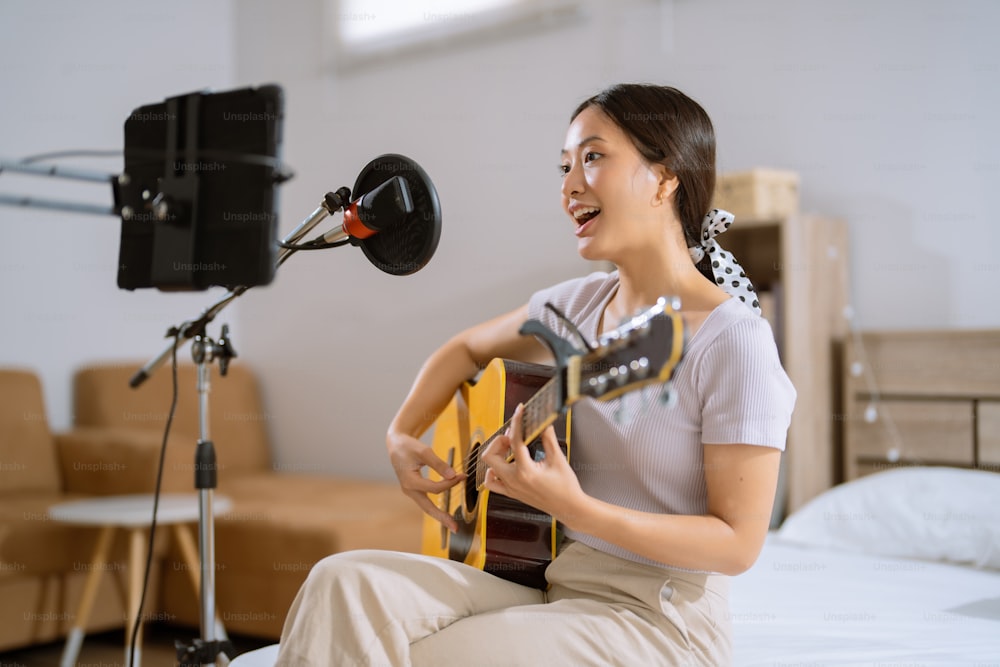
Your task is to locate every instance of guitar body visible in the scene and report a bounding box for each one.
[422,358,569,590]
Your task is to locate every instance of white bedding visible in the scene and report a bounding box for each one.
[731,533,1000,665]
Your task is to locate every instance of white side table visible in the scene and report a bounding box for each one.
[49,493,232,667]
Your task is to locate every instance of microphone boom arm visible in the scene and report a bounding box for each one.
[0,157,125,217]
[0,193,116,217]
[0,157,120,183]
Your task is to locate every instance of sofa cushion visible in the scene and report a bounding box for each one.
[73,362,272,476]
[56,427,210,495]
[0,369,60,494]
[0,493,117,577]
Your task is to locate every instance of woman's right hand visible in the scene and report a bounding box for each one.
[386,431,465,533]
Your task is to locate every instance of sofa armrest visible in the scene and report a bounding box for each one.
[54,426,197,495]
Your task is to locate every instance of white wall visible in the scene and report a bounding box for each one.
[0,0,237,431]
[674,0,1000,330]
[2,0,997,481]
[229,0,999,480]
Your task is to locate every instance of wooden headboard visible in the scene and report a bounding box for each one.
[843,329,1000,480]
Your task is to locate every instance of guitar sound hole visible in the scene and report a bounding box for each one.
[449,508,474,562]
[464,441,482,513]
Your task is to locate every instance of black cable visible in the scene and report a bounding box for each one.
[544,301,594,352]
[276,238,350,251]
[128,331,181,667]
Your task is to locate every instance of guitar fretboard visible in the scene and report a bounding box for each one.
[473,377,561,490]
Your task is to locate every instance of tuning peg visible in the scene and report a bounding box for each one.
[588,374,609,396]
[609,364,629,388]
[629,357,650,379]
[598,329,620,347]
[629,306,653,330]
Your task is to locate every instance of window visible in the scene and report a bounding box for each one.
[331,0,582,68]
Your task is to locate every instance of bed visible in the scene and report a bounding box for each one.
[730,328,1000,665]
[731,466,1000,665]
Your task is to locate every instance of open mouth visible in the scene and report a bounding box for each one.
[573,206,601,226]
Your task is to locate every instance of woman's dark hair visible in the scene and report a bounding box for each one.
[571,83,716,251]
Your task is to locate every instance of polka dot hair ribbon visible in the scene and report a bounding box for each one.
[688,208,761,315]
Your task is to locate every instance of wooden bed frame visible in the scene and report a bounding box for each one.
[842,328,1000,481]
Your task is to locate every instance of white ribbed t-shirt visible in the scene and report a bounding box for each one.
[526,271,796,569]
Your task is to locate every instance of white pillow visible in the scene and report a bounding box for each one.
[775,466,1000,570]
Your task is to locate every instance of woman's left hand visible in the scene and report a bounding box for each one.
[480,403,588,525]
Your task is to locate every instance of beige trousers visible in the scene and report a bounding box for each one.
[276,541,731,667]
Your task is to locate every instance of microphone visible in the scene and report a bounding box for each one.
[326,154,442,276]
[318,174,415,245]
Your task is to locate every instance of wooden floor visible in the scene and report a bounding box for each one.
[0,623,273,666]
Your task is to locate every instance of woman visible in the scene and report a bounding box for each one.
[276,83,795,666]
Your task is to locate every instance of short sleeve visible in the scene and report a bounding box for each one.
[698,318,796,449]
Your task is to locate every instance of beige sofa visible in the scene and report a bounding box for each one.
[0,362,422,652]
[0,368,130,652]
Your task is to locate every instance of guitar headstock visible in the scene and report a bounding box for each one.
[574,296,686,402]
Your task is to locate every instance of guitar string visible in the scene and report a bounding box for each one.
[472,380,558,490]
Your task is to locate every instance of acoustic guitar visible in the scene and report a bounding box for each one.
[421,297,686,589]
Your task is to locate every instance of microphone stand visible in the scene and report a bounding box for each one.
[2,151,439,662]
[173,327,236,667]
[2,153,419,662]
[1,156,347,665]
[125,188,352,667]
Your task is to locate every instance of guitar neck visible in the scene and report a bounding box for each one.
[520,378,563,444]
[473,376,563,490]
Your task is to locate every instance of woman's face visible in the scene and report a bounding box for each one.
[560,105,676,263]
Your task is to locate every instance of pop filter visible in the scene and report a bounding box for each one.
[350,154,441,276]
